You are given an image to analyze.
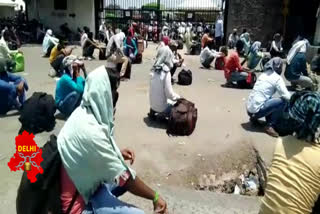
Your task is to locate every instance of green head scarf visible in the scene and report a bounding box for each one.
[57,66,136,203]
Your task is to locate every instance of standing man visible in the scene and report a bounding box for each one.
[215,13,224,51]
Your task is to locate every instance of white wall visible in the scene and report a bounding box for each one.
[0,6,15,18]
[27,0,95,34]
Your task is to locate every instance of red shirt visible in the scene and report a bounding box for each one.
[201,34,213,48]
[224,50,242,80]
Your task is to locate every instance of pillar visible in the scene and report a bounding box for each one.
[314,6,320,45]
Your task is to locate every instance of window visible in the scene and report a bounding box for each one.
[54,0,67,10]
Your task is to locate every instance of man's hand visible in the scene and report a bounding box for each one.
[154,196,168,214]
[121,149,135,165]
[16,81,24,96]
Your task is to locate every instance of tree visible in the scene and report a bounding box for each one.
[141,2,164,10]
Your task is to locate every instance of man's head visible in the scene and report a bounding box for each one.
[242,29,247,34]
[236,40,244,53]
[220,46,228,57]
[204,28,210,34]
[83,26,90,34]
[169,40,178,52]
[57,40,65,51]
[162,36,170,46]
[274,33,281,42]
[233,28,237,35]
[88,32,93,40]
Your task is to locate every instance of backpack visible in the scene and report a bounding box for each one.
[19,92,56,134]
[215,56,225,70]
[237,72,257,89]
[178,69,192,85]
[190,43,201,55]
[167,99,198,136]
[13,52,25,72]
[16,135,78,214]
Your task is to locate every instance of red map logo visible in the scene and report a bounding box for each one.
[7,131,44,183]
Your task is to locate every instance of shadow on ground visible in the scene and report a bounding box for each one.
[0,111,20,118]
[143,117,167,130]
[241,122,265,134]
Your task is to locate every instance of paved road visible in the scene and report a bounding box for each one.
[0,44,272,213]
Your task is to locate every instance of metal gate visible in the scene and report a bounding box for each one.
[102,0,223,27]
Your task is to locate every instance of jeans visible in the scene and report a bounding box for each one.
[57,91,81,116]
[82,183,144,214]
[202,55,215,68]
[215,36,222,50]
[290,75,313,89]
[228,71,248,83]
[0,72,28,114]
[83,45,95,57]
[51,54,65,74]
[248,98,286,127]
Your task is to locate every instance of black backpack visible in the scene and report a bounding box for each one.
[16,135,79,214]
[178,69,192,86]
[237,72,257,89]
[19,92,56,134]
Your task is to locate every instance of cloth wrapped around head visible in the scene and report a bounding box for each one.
[57,66,135,203]
[162,36,170,46]
[62,55,84,76]
[287,39,309,64]
[46,29,53,36]
[264,57,283,75]
[153,46,174,73]
[250,41,261,55]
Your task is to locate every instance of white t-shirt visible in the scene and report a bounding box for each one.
[200,47,220,64]
[247,71,291,114]
[81,33,88,48]
[149,71,180,113]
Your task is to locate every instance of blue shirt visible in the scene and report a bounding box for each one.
[55,74,85,105]
[285,53,308,81]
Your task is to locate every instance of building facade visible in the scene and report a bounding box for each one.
[26,0,103,34]
[226,0,320,48]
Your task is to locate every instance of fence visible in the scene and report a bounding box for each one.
[102,0,223,27]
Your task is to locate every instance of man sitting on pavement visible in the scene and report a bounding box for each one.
[49,41,74,77]
[106,29,130,80]
[168,40,184,79]
[0,30,21,71]
[284,39,315,91]
[223,40,250,87]
[260,91,320,214]
[246,57,291,137]
[200,43,225,69]
[0,58,28,115]
[55,56,86,117]
[149,44,180,120]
